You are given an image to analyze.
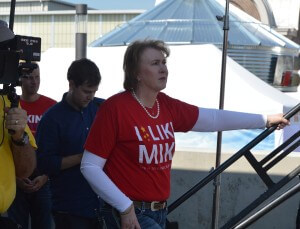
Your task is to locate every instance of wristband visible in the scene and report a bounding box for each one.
[11,132,29,146]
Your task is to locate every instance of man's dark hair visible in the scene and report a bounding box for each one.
[123,39,170,91]
[67,58,101,87]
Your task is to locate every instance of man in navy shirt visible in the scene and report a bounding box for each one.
[36,58,104,229]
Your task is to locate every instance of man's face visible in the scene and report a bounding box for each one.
[21,67,40,95]
[69,81,99,110]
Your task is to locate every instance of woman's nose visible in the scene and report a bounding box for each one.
[160,64,167,72]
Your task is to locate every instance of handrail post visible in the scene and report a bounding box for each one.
[212,0,230,228]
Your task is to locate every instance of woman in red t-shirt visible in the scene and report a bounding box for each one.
[81,40,289,229]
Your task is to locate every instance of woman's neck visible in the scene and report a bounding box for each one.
[134,89,158,108]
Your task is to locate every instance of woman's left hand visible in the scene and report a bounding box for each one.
[266,114,290,129]
[120,204,140,229]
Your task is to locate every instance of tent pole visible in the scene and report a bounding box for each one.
[211,1,230,228]
[9,0,16,31]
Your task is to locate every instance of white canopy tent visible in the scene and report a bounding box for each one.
[36,44,300,151]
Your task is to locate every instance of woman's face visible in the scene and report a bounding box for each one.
[137,48,168,93]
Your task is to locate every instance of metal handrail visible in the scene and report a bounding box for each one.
[234,181,300,229]
[221,165,300,228]
[167,103,300,225]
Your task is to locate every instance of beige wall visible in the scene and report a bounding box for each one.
[0,2,10,12]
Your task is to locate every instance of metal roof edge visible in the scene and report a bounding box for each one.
[0,9,145,16]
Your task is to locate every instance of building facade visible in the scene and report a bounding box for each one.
[0,0,299,52]
[229,0,300,44]
[0,0,143,51]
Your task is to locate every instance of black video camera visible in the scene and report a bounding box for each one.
[0,34,41,85]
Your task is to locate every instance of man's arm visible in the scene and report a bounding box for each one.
[11,142,36,178]
[36,111,82,174]
[36,107,83,174]
[35,113,61,176]
[5,107,36,178]
[61,153,83,170]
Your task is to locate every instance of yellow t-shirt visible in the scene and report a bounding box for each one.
[0,95,36,213]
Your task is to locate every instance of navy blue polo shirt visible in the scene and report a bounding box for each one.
[36,93,104,218]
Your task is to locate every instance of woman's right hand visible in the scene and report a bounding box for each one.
[266,114,289,129]
[120,204,141,229]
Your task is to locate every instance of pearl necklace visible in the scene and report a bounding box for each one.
[131,90,160,119]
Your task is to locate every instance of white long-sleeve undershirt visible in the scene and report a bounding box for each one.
[80,151,132,213]
[192,108,266,132]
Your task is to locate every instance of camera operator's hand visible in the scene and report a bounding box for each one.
[4,107,36,179]
[4,107,27,140]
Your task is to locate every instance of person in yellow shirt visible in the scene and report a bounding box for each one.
[0,95,37,213]
[0,19,37,227]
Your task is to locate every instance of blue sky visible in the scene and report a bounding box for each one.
[63,0,156,10]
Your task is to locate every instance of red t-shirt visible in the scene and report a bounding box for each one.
[20,95,56,136]
[85,91,198,201]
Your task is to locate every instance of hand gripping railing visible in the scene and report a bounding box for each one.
[167,103,300,228]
